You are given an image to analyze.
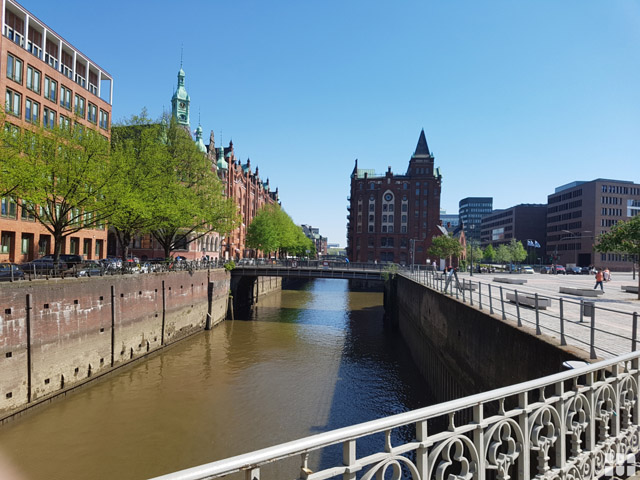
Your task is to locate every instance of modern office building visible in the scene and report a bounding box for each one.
[346,130,442,264]
[480,204,547,262]
[301,224,327,257]
[0,0,113,263]
[546,179,640,269]
[459,197,492,244]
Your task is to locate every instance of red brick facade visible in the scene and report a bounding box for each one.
[0,0,113,263]
[347,130,442,265]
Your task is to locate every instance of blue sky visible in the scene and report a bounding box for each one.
[24,0,640,246]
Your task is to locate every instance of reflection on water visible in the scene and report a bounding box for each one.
[0,279,431,480]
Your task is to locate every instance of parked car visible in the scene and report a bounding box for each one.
[554,265,566,274]
[520,265,534,274]
[539,265,551,274]
[59,254,83,266]
[581,266,594,275]
[0,263,24,281]
[77,260,104,277]
[567,266,582,275]
[21,257,69,274]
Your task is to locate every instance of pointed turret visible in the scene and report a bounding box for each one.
[414,129,431,157]
[194,125,206,153]
[171,67,190,128]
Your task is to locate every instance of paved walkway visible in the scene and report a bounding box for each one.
[403,270,640,360]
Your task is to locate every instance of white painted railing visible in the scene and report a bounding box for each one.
[150,351,640,480]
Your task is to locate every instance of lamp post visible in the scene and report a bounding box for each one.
[468,225,475,276]
[561,230,592,267]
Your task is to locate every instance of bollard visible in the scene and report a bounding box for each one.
[580,299,584,323]
[535,293,541,335]
[514,290,522,327]
[560,298,566,346]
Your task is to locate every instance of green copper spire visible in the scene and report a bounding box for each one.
[216,147,228,170]
[195,125,206,153]
[171,67,190,128]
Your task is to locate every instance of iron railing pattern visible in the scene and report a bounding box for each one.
[150,352,640,480]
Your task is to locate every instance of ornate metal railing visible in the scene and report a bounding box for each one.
[150,351,639,480]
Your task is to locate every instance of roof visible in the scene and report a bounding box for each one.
[413,129,431,156]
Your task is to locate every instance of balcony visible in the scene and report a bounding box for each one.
[75,73,86,88]
[27,40,42,60]
[44,53,58,69]
[4,25,24,47]
[61,64,73,79]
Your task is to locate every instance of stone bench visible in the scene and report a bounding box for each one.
[459,281,477,291]
[622,285,639,294]
[493,277,527,285]
[559,286,604,297]
[505,292,551,309]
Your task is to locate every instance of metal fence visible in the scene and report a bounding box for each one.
[403,268,639,360]
[149,351,640,480]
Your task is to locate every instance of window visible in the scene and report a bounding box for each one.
[44,76,57,102]
[401,226,407,233]
[95,240,103,258]
[389,215,394,222]
[69,238,79,255]
[26,66,41,93]
[25,98,39,124]
[59,115,70,130]
[21,235,31,255]
[416,189,420,196]
[87,103,97,124]
[74,94,85,117]
[6,54,23,83]
[60,85,71,109]
[43,107,56,129]
[38,236,50,256]
[1,197,17,218]
[402,204,408,212]
[99,109,109,130]
[5,89,21,116]
[21,201,35,221]
[1,232,12,254]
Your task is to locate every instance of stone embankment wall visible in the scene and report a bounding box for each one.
[386,275,588,402]
[0,269,229,420]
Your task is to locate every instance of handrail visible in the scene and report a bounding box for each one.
[150,351,640,479]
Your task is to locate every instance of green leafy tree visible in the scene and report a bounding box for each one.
[246,204,281,255]
[483,244,496,263]
[4,121,113,262]
[150,116,238,258]
[108,113,168,261]
[507,239,527,265]
[427,234,463,265]
[0,114,29,198]
[495,244,511,265]
[596,216,640,299]
[466,243,483,265]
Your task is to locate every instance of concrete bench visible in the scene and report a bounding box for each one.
[459,281,477,291]
[622,285,639,294]
[559,286,604,297]
[505,292,551,309]
[493,277,527,285]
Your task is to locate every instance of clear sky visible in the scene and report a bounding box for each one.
[23,0,640,247]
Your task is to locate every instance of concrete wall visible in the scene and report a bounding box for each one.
[0,269,229,420]
[386,275,588,402]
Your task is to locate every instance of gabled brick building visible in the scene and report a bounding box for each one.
[346,130,442,265]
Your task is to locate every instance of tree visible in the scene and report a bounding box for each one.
[427,234,463,265]
[108,113,168,261]
[246,204,281,255]
[495,245,511,265]
[149,116,238,258]
[4,121,113,262]
[466,243,483,270]
[483,244,496,263]
[0,114,29,198]
[596,216,640,299]
[507,239,527,265]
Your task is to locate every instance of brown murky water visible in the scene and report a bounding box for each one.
[0,279,431,480]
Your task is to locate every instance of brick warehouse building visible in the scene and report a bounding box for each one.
[546,179,640,270]
[347,130,442,265]
[0,0,113,263]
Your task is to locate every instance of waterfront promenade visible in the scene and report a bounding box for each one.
[404,269,640,360]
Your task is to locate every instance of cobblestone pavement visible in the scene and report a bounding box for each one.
[403,270,640,360]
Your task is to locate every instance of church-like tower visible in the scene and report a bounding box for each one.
[171,67,190,128]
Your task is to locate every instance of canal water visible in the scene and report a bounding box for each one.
[0,279,432,480]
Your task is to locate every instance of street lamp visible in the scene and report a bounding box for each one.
[468,225,475,277]
[560,230,592,266]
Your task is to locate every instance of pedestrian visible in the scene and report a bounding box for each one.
[594,269,604,291]
[603,268,611,282]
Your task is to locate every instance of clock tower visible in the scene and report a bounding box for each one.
[171,67,190,128]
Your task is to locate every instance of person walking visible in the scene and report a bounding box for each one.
[603,268,611,282]
[594,269,604,291]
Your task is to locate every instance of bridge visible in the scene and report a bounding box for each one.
[231,260,390,280]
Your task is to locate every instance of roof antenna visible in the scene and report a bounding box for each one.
[180,44,184,68]
[199,108,201,125]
